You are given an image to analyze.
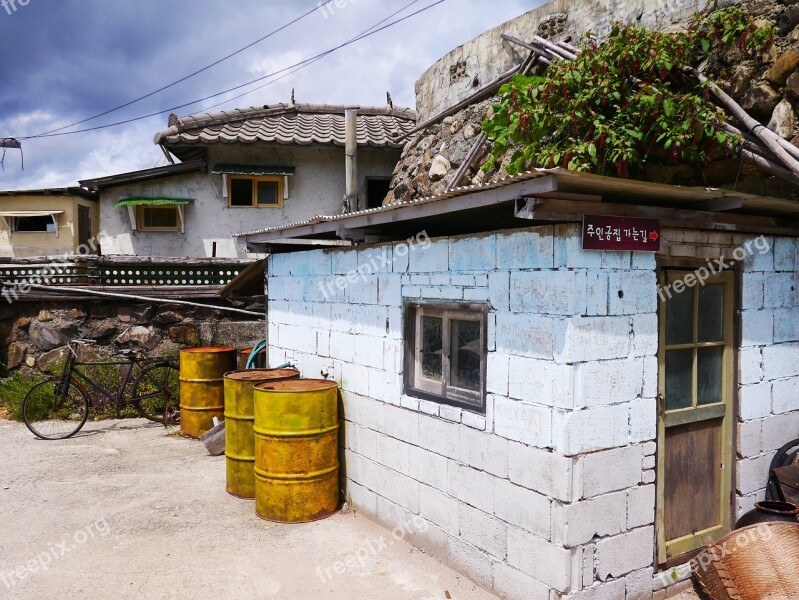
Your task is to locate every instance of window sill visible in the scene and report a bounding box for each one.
[401,392,486,430]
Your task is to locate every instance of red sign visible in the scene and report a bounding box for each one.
[582,215,661,252]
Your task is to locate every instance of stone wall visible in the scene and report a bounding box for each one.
[0,297,266,375]
[264,225,799,600]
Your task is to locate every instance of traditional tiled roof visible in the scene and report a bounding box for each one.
[153,103,416,149]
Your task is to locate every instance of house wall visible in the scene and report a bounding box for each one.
[0,196,98,258]
[415,0,708,120]
[264,224,799,600]
[98,146,400,258]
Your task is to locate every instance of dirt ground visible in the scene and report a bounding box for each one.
[0,418,496,600]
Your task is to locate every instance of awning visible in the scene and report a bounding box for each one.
[211,164,296,176]
[0,210,65,217]
[114,198,193,208]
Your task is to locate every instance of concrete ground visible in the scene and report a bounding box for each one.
[0,417,702,600]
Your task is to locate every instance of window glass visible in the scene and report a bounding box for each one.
[665,349,693,410]
[15,216,55,232]
[665,287,694,345]
[257,181,280,205]
[698,285,724,343]
[450,319,481,391]
[142,207,178,229]
[421,316,443,382]
[230,179,253,206]
[697,347,724,405]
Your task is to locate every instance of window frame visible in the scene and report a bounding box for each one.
[136,205,182,232]
[227,175,284,208]
[11,215,58,234]
[404,300,488,413]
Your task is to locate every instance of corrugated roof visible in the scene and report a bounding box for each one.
[153,103,416,149]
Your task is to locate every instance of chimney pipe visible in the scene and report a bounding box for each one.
[344,108,358,213]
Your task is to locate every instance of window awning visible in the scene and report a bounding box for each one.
[114,198,193,208]
[0,210,65,217]
[211,164,296,176]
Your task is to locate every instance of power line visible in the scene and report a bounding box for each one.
[26,1,338,139]
[18,1,443,140]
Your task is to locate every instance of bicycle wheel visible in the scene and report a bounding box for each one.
[132,363,180,425]
[23,378,89,440]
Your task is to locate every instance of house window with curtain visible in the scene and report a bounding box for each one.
[115,198,191,233]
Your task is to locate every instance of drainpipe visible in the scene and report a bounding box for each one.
[344,108,359,213]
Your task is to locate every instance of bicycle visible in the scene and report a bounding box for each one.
[22,339,180,440]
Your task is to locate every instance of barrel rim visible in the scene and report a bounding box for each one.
[180,346,237,354]
[223,368,300,382]
[253,379,339,393]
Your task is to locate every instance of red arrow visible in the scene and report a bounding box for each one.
[649,231,659,241]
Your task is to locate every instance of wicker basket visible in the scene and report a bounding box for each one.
[692,522,799,600]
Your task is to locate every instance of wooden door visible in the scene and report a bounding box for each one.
[77,205,92,251]
[657,269,734,565]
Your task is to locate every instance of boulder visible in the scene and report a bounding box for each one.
[117,326,155,346]
[768,99,797,139]
[778,5,799,35]
[730,65,755,99]
[153,311,183,326]
[38,347,68,374]
[118,305,154,324]
[463,123,479,140]
[64,308,86,321]
[85,321,118,341]
[741,84,780,119]
[37,309,54,322]
[168,325,200,346]
[6,342,27,370]
[766,49,799,84]
[786,71,799,101]
[14,316,31,329]
[429,155,451,182]
[29,321,76,351]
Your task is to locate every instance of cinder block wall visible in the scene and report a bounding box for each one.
[265,224,799,600]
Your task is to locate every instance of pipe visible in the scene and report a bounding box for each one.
[0,281,264,318]
[345,108,359,213]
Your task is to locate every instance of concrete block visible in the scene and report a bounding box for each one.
[496,313,555,360]
[772,377,799,414]
[583,446,643,497]
[289,249,331,275]
[557,491,627,547]
[416,398,440,416]
[595,526,655,580]
[737,419,763,459]
[608,271,658,315]
[494,479,551,539]
[632,252,657,270]
[340,363,372,397]
[268,252,291,276]
[507,442,573,502]
[494,397,553,448]
[448,462,495,513]
[376,434,413,477]
[556,316,631,363]
[627,485,656,529]
[773,309,799,343]
[761,411,799,453]
[377,274,402,306]
[576,358,643,408]
[383,404,420,446]
[562,580,626,600]
[763,273,795,308]
[346,480,378,515]
[508,356,574,409]
[344,391,384,431]
[352,334,387,369]
[358,246,394,274]
[554,225,602,269]
[331,248,358,275]
[507,526,573,592]
[418,415,460,459]
[762,343,799,380]
[461,410,486,431]
[626,567,656,600]
[276,324,317,354]
[329,332,355,363]
[601,251,631,270]
[741,309,774,347]
[496,227,555,270]
[585,271,609,316]
[408,238,449,272]
[739,347,763,385]
[554,405,630,456]
[379,462,420,513]
[492,563,552,600]
[408,445,450,490]
[459,502,508,559]
[487,353,510,397]
[631,313,659,358]
[460,426,508,478]
[446,535,495,591]
[419,286,463,301]
[737,454,772,496]
[743,237,774,271]
[439,404,463,423]
[464,288,490,302]
[489,271,510,312]
[418,485,460,534]
[742,272,765,311]
[511,271,582,315]
[740,383,772,421]
[642,356,658,399]
[773,237,797,272]
[449,235,497,271]
[629,398,657,443]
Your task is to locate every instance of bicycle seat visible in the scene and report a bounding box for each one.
[115,349,137,357]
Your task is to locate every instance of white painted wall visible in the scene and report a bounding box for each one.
[99,145,399,258]
[265,224,799,600]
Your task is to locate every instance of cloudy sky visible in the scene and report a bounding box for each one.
[0,0,540,190]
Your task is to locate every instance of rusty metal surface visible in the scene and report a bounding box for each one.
[179,346,237,438]
[223,369,300,498]
[253,379,340,523]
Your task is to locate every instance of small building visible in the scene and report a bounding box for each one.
[0,187,99,258]
[84,103,415,258]
[238,169,799,600]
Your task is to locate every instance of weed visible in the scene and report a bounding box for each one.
[0,371,47,421]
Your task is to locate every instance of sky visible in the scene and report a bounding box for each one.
[0,0,539,191]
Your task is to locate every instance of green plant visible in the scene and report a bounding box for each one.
[482,6,774,178]
[689,4,774,56]
[0,371,47,421]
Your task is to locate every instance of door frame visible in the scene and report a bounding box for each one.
[654,256,741,569]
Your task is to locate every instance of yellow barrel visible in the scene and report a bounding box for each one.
[223,368,300,499]
[253,379,340,523]
[179,346,237,438]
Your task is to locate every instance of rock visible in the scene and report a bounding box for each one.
[64,309,86,321]
[153,311,183,326]
[443,116,454,126]
[463,123,479,140]
[29,321,76,351]
[768,99,797,139]
[429,155,451,181]
[14,316,31,329]
[117,326,154,346]
[741,84,780,119]
[392,182,409,199]
[730,65,755,99]
[214,321,264,348]
[778,6,799,35]
[786,71,799,100]
[448,142,469,168]
[718,43,742,65]
[85,321,118,341]
[90,304,116,319]
[449,119,463,135]
[25,356,35,368]
[471,169,487,186]
[6,342,27,370]
[0,323,13,344]
[37,310,54,322]
[766,50,799,85]
[412,173,433,197]
[168,325,200,346]
[38,347,69,373]
[118,305,154,324]
[792,135,799,149]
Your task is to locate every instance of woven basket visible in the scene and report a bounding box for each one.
[692,522,799,600]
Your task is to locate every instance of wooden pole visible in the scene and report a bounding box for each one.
[742,150,799,187]
[345,108,359,212]
[445,132,487,192]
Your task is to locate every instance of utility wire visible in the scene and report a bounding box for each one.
[18,1,443,140]
[25,1,338,139]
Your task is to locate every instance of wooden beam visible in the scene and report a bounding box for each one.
[681,197,744,212]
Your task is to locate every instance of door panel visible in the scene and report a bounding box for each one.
[657,269,734,564]
[77,205,91,250]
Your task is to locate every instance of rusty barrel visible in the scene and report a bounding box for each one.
[253,379,340,523]
[179,346,237,438]
[238,347,267,370]
[223,368,300,499]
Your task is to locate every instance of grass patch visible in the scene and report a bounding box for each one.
[0,371,47,421]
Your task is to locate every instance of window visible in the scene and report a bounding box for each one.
[404,301,487,412]
[137,205,180,231]
[366,177,391,209]
[13,216,56,233]
[228,176,284,208]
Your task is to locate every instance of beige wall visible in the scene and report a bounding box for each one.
[0,195,99,258]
